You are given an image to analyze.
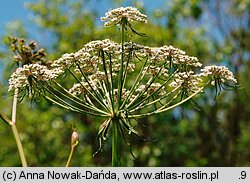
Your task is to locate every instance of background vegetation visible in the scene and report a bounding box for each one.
[0,0,249,166]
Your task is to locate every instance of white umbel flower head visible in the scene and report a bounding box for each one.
[101,7,147,26]
[200,65,237,85]
[169,71,203,92]
[8,63,62,91]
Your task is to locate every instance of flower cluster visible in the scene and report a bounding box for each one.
[143,66,168,77]
[51,53,77,69]
[134,45,202,67]
[135,83,166,96]
[101,7,147,26]
[8,36,47,65]
[200,65,237,85]
[169,71,202,93]
[69,83,86,96]
[8,64,62,91]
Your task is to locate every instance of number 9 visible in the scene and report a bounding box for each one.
[241,171,246,179]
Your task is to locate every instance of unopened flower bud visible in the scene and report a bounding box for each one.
[10,44,16,52]
[19,38,25,45]
[22,45,31,53]
[38,48,46,57]
[29,40,37,50]
[13,55,22,62]
[71,130,79,146]
[9,35,17,44]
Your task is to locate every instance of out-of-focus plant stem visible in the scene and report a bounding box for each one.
[11,89,28,167]
[66,142,78,167]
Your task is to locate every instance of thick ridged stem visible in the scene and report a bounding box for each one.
[112,117,120,166]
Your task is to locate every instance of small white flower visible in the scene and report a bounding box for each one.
[135,83,165,96]
[135,85,146,93]
[69,83,87,96]
[51,53,76,69]
[143,66,168,77]
[148,83,166,96]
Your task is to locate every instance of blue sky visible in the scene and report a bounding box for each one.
[0,0,164,38]
[0,0,35,37]
[0,0,164,76]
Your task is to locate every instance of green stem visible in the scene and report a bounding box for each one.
[127,68,180,111]
[129,81,210,118]
[129,85,181,113]
[100,50,114,112]
[11,89,28,167]
[66,142,78,167]
[120,58,148,109]
[69,67,110,112]
[112,118,120,167]
[11,124,27,167]
[117,18,126,109]
[34,79,108,117]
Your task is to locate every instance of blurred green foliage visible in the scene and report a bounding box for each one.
[0,0,249,166]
